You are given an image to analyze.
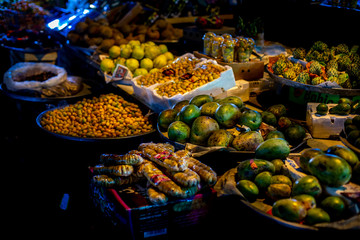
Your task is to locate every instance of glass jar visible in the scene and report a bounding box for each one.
[203,32,216,55]
[211,35,224,59]
[221,38,235,63]
[236,37,255,62]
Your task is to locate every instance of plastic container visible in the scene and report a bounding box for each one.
[210,35,224,59]
[202,32,216,55]
[221,38,236,63]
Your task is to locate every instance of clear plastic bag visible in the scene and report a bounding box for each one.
[3,62,67,92]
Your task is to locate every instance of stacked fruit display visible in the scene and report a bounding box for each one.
[344,115,360,149]
[217,139,360,226]
[90,142,217,204]
[158,94,307,150]
[67,17,183,49]
[269,41,360,89]
[100,40,175,77]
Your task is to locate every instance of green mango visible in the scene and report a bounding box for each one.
[305,208,331,225]
[237,159,275,180]
[189,94,213,107]
[189,116,219,146]
[299,148,324,173]
[167,121,190,143]
[308,154,352,187]
[272,198,307,222]
[236,179,259,202]
[255,138,290,160]
[292,175,322,198]
[326,145,359,167]
[207,129,233,147]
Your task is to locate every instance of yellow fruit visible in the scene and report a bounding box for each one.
[128,40,141,48]
[108,45,121,59]
[163,51,174,61]
[153,54,168,68]
[133,68,148,77]
[125,58,139,72]
[149,68,159,74]
[159,44,168,54]
[131,46,145,60]
[100,58,115,73]
[114,57,126,66]
[144,45,161,60]
[140,58,154,71]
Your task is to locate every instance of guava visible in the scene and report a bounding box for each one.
[140,58,154,71]
[109,45,121,59]
[153,54,168,69]
[145,45,161,60]
[128,40,141,48]
[120,46,132,58]
[158,44,168,54]
[100,58,115,73]
[133,68,148,77]
[131,46,145,60]
[164,51,174,61]
[125,58,139,73]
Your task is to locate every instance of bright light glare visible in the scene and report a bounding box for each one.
[68,15,76,21]
[48,19,59,29]
[83,9,90,14]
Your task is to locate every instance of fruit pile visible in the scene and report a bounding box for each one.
[91,142,217,204]
[344,115,360,149]
[100,40,175,77]
[315,97,360,116]
[39,93,153,138]
[158,95,307,150]
[67,17,183,49]
[217,139,360,226]
[270,41,360,89]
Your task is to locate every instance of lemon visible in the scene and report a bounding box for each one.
[108,45,121,59]
[100,58,115,73]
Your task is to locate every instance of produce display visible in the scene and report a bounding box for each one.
[67,17,183,50]
[99,40,175,77]
[215,139,360,227]
[202,32,255,63]
[269,41,360,89]
[343,115,360,149]
[158,94,308,150]
[39,93,154,138]
[91,142,217,204]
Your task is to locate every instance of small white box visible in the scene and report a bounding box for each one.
[214,80,250,102]
[306,103,355,139]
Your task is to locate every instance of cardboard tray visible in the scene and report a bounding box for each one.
[193,51,264,81]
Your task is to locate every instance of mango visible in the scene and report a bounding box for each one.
[200,102,220,117]
[270,175,292,187]
[207,129,233,147]
[189,94,214,107]
[305,208,331,225]
[232,131,263,151]
[266,130,285,140]
[237,159,275,180]
[189,116,219,146]
[236,179,259,202]
[293,194,316,210]
[217,96,243,109]
[320,196,346,220]
[292,175,322,198]
[158,108,178,129]
[267,183,291,201]
[167,121,190,143]
[266,104,287,119]
[272,199,307,223]
[238,109,262,130]
[299,148,324,173]
[172,100,189,112]
[254,171,272,192]
[308,154,352,187]
[271,159,285,174]
[255,138,290,160]
[261,111,277,126]
[326,145,359,167]
[178,104,201,125]
[214,103,241,128]
[284,124,306,146]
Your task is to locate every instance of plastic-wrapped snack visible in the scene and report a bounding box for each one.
[147,187,168,204]
[114,175,142,186]
[139,142,175,153]
[93,164,134,177]
[143,161,189,198]
[92,175,115,188]
[100,153,144,166]
[139,143,187,171]
[166,168,200,187]
[187,157,217,185]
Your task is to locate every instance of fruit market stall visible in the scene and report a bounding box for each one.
[2,0,360,238]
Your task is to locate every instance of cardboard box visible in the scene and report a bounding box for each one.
[91,182,216,239]
[306,102,356,139]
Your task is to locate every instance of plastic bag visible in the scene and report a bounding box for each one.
[3,62,67,92]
